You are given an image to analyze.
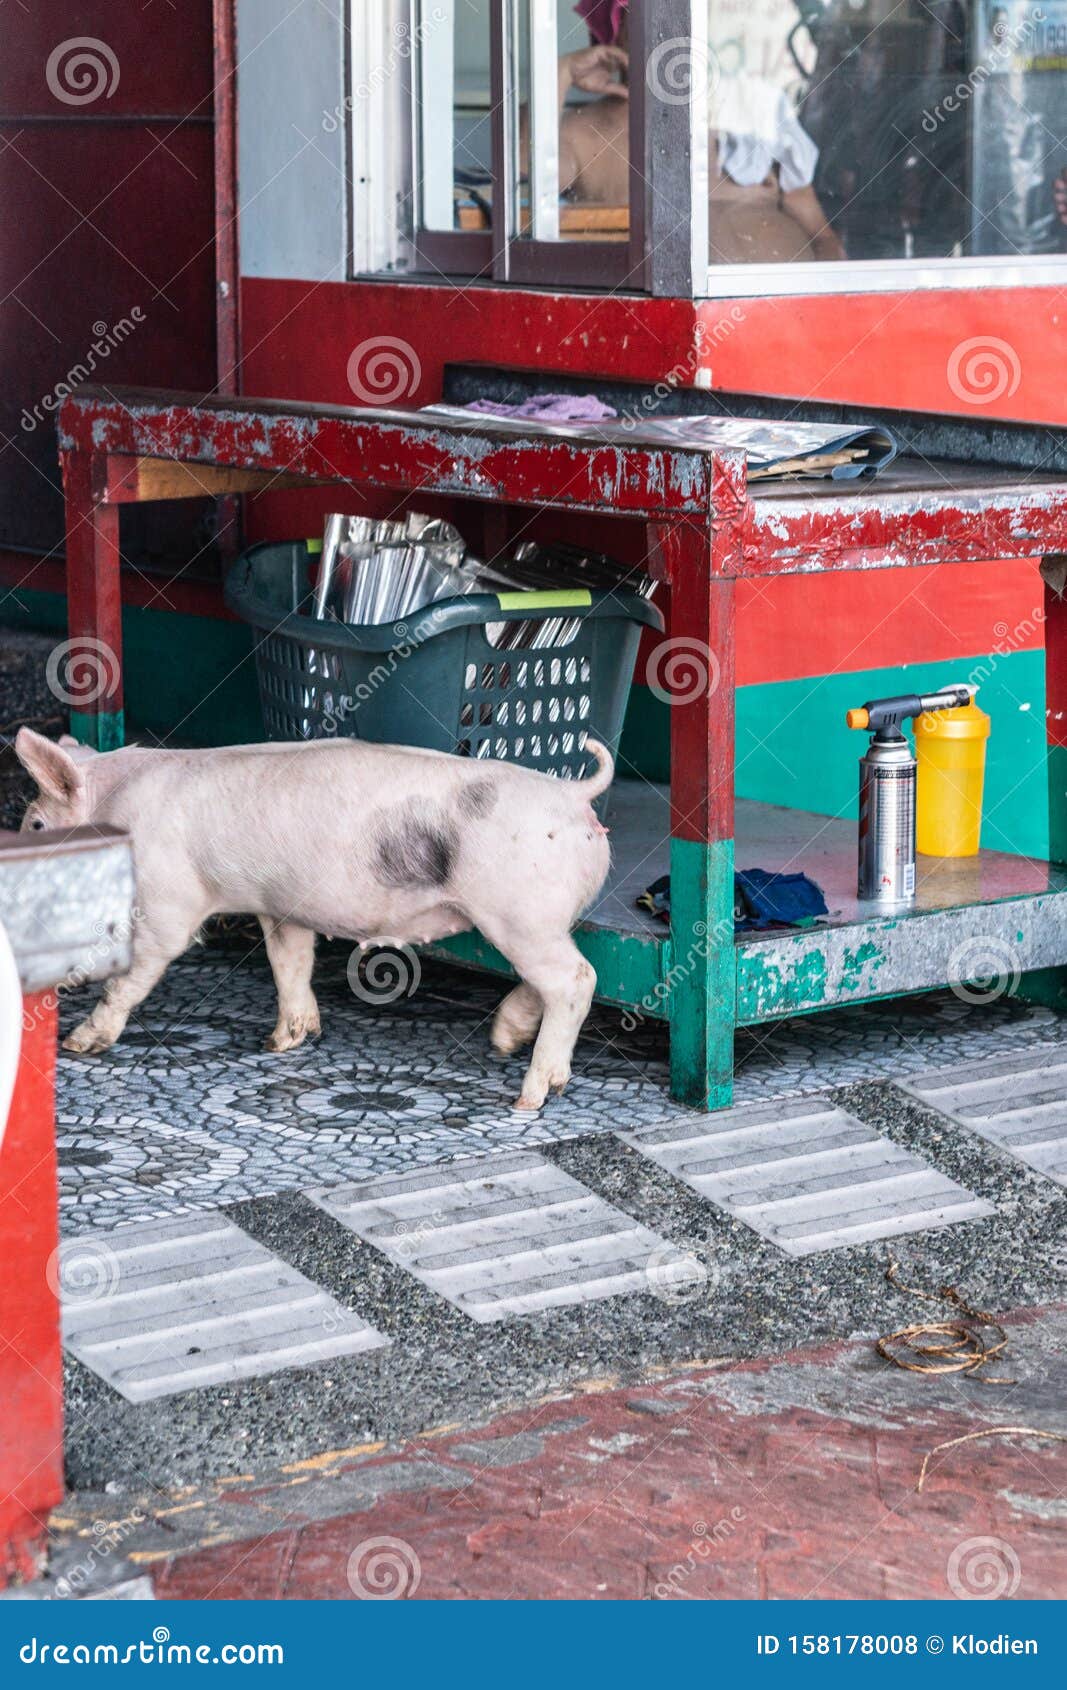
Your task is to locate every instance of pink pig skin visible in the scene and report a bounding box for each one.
[15,731,614,1110]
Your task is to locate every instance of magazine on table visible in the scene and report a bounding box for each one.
[423,404,899,481]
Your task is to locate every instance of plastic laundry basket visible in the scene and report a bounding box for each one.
[225,540,663,788]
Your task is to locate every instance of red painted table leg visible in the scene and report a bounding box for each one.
[654,513,737,1110]
[60,451,124,750]
[0,995,63,1588]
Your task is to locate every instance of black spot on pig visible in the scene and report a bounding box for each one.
[371,801,458,889]
[457,777,497,820]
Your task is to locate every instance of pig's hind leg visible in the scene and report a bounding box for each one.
[260,918,320,1051]
[483,925,596,1110]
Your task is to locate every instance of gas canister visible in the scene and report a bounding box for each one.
[846,686,973,902]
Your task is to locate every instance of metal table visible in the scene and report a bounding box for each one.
[58,386,1067,1109]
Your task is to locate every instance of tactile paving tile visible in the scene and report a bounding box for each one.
[308,1151,703,1321]
[621,1096,993,1257]
[59,1213,390,1402]
[901,1044,1067,1188]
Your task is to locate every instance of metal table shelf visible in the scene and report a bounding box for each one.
[438,779,1067,1029]
[57,386,1067,1109]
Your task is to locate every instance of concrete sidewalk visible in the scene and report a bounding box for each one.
[51,1310,1067,1602]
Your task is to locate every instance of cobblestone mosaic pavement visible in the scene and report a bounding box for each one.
[55,939,1067,1234]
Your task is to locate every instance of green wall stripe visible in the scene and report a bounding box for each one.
[621,650,1049,860]
[5,590,263,747]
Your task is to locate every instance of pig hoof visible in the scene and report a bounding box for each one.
[515,1092,544,1112]
[516,1065,569,1109]
[264,1022,306,1053]
[491,991,541,1055]
[63,1024,114,1056]
[264,1008,320,1052]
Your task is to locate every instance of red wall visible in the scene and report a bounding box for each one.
[0,0,218,573]
[698,290,1066,422]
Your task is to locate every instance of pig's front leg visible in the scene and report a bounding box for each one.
[63,916,196,1055]
[260,918,319,1051]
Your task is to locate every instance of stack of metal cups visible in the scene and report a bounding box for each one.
[310,516,655,645]
[312,513,474,625]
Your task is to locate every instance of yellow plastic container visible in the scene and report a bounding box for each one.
[914,697,990,857]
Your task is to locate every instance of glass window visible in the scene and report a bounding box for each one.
[513,0,632,244]
[416,1,493,235]
[354,0,1067,290]
[704,0,1067,268]
[401,0,640,285]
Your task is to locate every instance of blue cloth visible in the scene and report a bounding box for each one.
[734,868,828,931]
[638,870,827,931]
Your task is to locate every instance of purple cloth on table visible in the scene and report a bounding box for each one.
[463,394,618,422]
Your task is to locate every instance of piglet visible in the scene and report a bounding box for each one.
[16,729,613,1110]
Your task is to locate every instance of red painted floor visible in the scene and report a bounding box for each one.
[145,1319,1067,1602]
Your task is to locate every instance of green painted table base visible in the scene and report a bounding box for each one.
[70,710,125,752]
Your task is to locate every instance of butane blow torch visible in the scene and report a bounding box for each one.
[847,685,972,901]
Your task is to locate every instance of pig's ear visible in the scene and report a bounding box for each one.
[58,734,100,764]
[14,728,85,803]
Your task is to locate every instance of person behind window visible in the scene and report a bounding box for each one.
[554,0,844,261]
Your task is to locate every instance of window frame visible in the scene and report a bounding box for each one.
[351,0,680,290]
[348,0,1067,298]
[494,0,647,290]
